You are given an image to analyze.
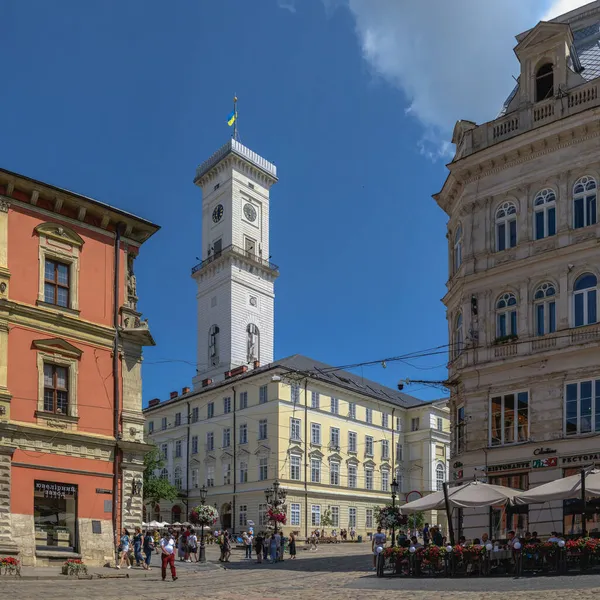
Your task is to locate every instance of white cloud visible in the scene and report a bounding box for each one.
[542,0,593,21]
[277,0,297,13]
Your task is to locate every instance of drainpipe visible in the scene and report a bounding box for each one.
[304,378,308,540]
[186,400,190,519]
[232,386,237,535]
[112,224,124,563]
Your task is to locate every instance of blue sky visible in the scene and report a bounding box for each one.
[0,0,586,403]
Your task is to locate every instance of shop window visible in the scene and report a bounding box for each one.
[563,467,600,534]
[34,481,77,551]
[489,474,529,537]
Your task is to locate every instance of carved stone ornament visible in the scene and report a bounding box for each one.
[127,255,138,310]
[0,200,9,213]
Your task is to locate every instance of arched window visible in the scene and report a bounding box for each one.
[453,312,464,358]
[436,464,445,492]
[247,323,260,363]
[453,225,463,272]
[573,176,597,229]
[573,273,598,327]
[160,468,169,481]
[534,189,556,240]
[536,63,554,101]
[171,505,181,524]
[495,202,517,252]
[496,292,517,338]
[174,466,182,490]
[534,282,556,336]
[208,325,219,366]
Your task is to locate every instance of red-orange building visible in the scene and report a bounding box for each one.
[0,168,158,566]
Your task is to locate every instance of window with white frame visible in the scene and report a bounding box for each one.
[411,417,420,431]
[291,503,301,526]
[366,508,374,529]
[365,407,373,424]
[330,461,340,485]
[208,325,219,366]
[454,312,464,357]
[349,507,357,528]
[223,396,231,414]
[174,466,182,490]
[161,417,167,431]
[496,292,518,338]
[290,455,301,480]
[365,467,373,490]
[191,469,198,489]
[175,440,182,458]
[453,224,463,272]
[223,462,231,485]
[239,391,248,409]
[259,457,268,481]
[381,440,389,460]
[565,379,600,435]
[239,505,247,527]
[396,443,403,461]
[348,402,356,420]
[573,175,597,229]
[348,431,357,453]
[330,427,340,449]
[396,417,402,431]
[382,413,389,428]
[395,470,403,492]
[290,383,300,404]
[222,428,231,448]
[534,188,556,240]
[161,443,167,459]
[436,463,445,491]
[311,505,321,526]
[206,465,215,487]
[207,403,213,419]
[311,423,321,445]
[534,282,556,336]
[148,421,154,434]
[365,436,374,456]
[348,464,357,488]
[456,405,465,453]
[259,503,268,527]
[290,417,301,441]
[206,432,214,451]
[311,458,321,483]
[259,385,268,404]
[160,468,168,480]
[311,390,320,409]
[331,397,339,414]
[490,391,529,446]
[573,273,598,327]
[437,417,443,432]
[239,461,248,483]
[331,505,339,527]
[175,412,181,427]
[259,419,268,440]
[382,469,389,492]
[495,201,517,251]
[192,406,199,422]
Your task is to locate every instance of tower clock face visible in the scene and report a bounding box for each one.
[243,203,257,222]
[212,204,224,223]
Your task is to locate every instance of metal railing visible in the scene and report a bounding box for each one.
[192,244,279,275]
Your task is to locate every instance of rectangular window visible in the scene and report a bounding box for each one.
[365,408,373,424]
[239,505,247,527]
[34,481,77,550]
[490,391,529,446]
[291,503,301,526]
[259,503,268,527]
[365,435,374,456]
[240,461,248,483]
[191,407,199,423]
[311,390,320,409]
[175,440,182,458]
[161,417,167,431]
[223,397,231,414]
[206,465,215,487]
[206,432,214,451]
[311,459,321,483]
[259,419,268,440]
[290,455,301,480]
[565,379,600,435]
[366,508,374,529]
[382,413,389,428]
[239,391,248,409]
[191,469,198,489]
[382,470,389,492]
[437,417,444,432]
[381,439,389,460]
[290,383,300,404]
[411,417,420,432]
[330,461,340,485]
[331,506,340,527]
[290,418,301,441]
[348,431,357,453]
[365,468,373,490]
[161,443,167,460]
[396,417,402,432]
[456,405,466,453]
[311,505,321,526]
[222,428,231,448]
[259,385,268,404]
[239,423,248,444]
[396,443,403,461]
[259,457,268,481]
[174,412,181,427]
[330,427,340,449]
[223,463,231,485]
[44,259,70,307]
[348,464,357,488]
[348,402,356,419]
[191,436,198,454]
[330,397,339,414]
[148,421,154,434]
[311,423,321,445]
[349,507,357,528]
[207,403,214,419]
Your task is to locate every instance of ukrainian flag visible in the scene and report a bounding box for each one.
[227,110,237,127]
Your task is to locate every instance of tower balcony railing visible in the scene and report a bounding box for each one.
[192,244,279,275]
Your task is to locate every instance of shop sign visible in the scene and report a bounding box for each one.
[533,447,556,456]
[487,461,530,473]
[532,457,558,469]
[561,452,600,465]
[35,481,76,499]
[453,470,463,480]
[96,488,112,495]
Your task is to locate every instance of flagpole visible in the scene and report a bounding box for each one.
[233,95,238,141]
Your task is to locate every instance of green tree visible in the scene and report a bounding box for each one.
[143,446,179,508]
[320,508,334,528]
[406,511,425,531]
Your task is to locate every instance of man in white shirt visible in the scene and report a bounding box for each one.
[160,530,178,581]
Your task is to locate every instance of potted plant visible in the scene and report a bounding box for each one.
[61,558,87,576]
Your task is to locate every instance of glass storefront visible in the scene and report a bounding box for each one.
[563,467,600,535]
[490,473,529,537]
[34,481,77,551]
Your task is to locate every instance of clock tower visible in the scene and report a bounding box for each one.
[191,139,279,388]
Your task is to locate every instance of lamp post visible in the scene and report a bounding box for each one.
[264,479,287,534]
[199,485,207,563]
[391,478,399,547]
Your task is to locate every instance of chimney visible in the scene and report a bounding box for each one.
[182,387,190,394]
[202,378,212,388]
[226,365,248,379]
[253,360,260,369]
[169,391,178,399]
[148,398,160,407]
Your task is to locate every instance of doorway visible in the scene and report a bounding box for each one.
[221,503,232,530]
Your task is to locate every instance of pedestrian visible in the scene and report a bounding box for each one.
[269,533,278,563]
[255,531,264,564]
[222,530,231,562]
[289,532,297,559]
[372,526,386,571]
[350,527,356,541]
[423,522,430,546]
[243,531,252,559]
[133,526,144,567]
[117,528,131,569]
[188,528,198,562]
[160,530,178,582]
[143,529,154,570]
[178,528,186,562]
[275,531,283,561]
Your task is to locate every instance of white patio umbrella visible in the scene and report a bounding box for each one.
[513,468,600,504]
[148,520,161,528]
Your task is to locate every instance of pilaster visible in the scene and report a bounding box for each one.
[0,445,18,556]
[0,200,10,302]
[119,442,146,533]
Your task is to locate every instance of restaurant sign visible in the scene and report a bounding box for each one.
[35,481,77,499]
[561,452,600,465]
[487,461,530,473]
[453,470,464,480]
[532,457,558,469]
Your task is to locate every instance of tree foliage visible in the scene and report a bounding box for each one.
[320,508,334,528]
[143,446,179,508]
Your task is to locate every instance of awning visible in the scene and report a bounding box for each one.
[513,468,600,504]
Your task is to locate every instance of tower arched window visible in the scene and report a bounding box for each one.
[533,189,556,240]
[573,176,597,229]
[247,323,260,363]
[573,273,598,327]
[453,225,463,272]
[174,466,182,490]
[208,325,219,367]
[453,312,464,358]
[160,468,169,481]
[436,464,445,492]
[496,292,517,338]
[495,202,517,252]
[535,63,554,102]
[534,282,556,336]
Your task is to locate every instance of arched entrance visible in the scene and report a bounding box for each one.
[221,503,232,530]
[171,505,182,524]
[154,504,161,522]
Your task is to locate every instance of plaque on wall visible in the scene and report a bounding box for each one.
[92,520,102,534]
[104,500,112,513]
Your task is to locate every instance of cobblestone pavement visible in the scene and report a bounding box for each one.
[5,544,600,599]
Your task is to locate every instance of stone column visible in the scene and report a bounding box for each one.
[0,445,18,556]
[121,341,145,443]
[119,447,146,533]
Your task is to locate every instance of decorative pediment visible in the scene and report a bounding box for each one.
[220,450,233,461]
[346,456,359,466]
[32,338,82,359]
[254,444,270,457]
[328,453,342,463]
[380,464,391,472]
[35,223,84,247]
[203,455,216,465]
[363,459,376,469]
[308,448,324,460]
[515,22,572,57]
[238,447,251,457]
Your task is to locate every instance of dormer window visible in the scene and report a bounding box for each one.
[535,63,554,102]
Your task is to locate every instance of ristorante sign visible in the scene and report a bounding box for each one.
[487,461,531,473]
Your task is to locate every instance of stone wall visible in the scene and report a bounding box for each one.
[11,513,34,565]
[78,518,115,567]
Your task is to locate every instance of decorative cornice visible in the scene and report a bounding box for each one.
[35,222,85,247]
[0,200,9,213]
[32,338,83,359]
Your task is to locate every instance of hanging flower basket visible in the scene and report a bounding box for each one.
[374,505,407,531]
[190,504,219,527]
[267,507,287,525]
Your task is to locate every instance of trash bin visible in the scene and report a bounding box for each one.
[357,535,363,543]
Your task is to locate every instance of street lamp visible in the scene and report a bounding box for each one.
[198,485,207,563]
[391,478,399,547]
[265,479,286,535]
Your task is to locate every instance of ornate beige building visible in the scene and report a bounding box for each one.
[436,1,600,540]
